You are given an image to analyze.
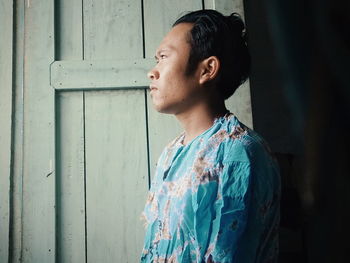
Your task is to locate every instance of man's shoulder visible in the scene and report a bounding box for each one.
[213,115,274,164]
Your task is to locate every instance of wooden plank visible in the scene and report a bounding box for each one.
[213,0,245,17]
[85,90,148,263]
[21,1,56,262]
[82,1,148,260]
[56,92,85,263]
[10,0,25,261]
[225,81,253,129]
[143,0,203,175]
[50,59,153,90]
[54,1,86,262]
[83,0,143,59]
[0,0,13,261]
[203,0,215,9]
[56,0,83,60]
[204,0,245,17]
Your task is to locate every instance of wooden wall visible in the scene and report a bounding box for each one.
[0,1,251,262]
[0,0,14,261]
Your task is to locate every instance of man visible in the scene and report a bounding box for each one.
[140,9,280,263]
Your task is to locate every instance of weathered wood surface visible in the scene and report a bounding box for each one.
[204,0,215,9]
[83,1,148,262]
[205,0,246,18]
[85,90,148,262]
[83,0,143,59]
[0,1,13,261]
[56,92,86,263]
[50,59,153,90]
[55,0,84,60]
[9,0,26,261]
[225,81,253,129]
[21,0,56,262]
[55,1,86,262]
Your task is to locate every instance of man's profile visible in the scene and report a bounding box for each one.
[140,9,280,263]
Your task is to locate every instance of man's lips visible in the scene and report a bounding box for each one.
[149,85,158,91]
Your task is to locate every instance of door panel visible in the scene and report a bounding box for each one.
[85,90,148,262]
[56,92,86,263]
[83,0,143,60]
[56,0,83,60]
[0,1,13,261]
[22,1,56,262]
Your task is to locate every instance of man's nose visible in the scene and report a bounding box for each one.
[147,68,159,80]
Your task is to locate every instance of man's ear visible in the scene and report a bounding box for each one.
[199,56,220,85]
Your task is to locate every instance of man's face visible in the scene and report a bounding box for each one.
[148,23,203,114]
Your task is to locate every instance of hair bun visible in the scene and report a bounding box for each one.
[227,13,247,40]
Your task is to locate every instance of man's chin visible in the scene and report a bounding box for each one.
[153,104,175,115]
[155,108,173,115]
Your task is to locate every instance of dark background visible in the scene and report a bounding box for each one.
[244,0,350,262]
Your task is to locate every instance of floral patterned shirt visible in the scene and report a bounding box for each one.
[140,113,280,263]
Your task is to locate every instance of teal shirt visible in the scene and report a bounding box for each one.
[140,113,280,263]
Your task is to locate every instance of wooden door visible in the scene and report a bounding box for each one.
[4,0,251,262]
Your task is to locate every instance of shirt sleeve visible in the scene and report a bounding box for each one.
[193,161,253,263]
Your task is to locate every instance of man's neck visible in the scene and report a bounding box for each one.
[175,101,228,145]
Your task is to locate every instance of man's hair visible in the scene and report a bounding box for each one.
[173,9,250,100]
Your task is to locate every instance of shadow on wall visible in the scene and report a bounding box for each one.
[244,0,350,262]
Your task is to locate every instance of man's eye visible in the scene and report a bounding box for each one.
[155,55,166,64]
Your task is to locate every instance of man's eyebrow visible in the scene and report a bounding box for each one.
[155,46,175,58]
[155,49,166,58]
